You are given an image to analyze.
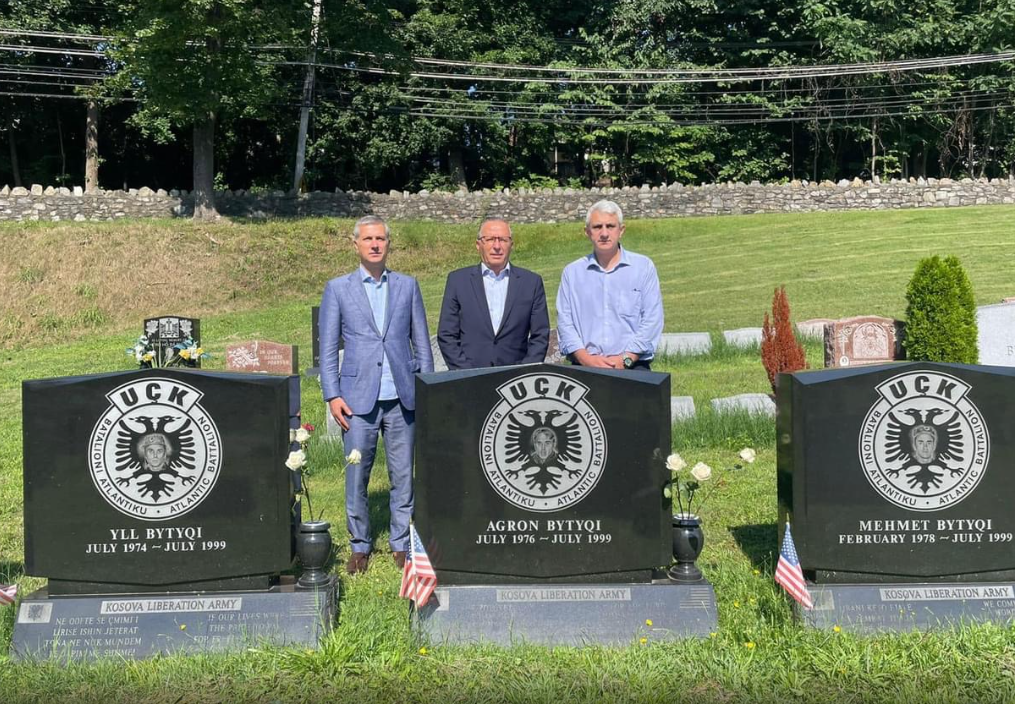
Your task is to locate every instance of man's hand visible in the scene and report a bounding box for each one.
[604,352,639,368]
[573,349,616,368]
[328,397,353,431]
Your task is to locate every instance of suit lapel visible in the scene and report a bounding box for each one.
[470,266,496,337]
[349,272,381,336]
[382,273,398,338]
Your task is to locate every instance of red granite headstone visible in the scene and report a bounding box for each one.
[823,316,904,368]
[226,340,299,375]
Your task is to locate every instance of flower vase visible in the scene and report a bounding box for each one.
[296,520,333,588]
[668,513,704,582]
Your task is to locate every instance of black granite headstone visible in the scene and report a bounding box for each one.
[143,315,202,368]
[413,363,717,644]
[778,362,1015,631]
[15,368,336,660]
[416,364,670,583]
[307,305,342,378]
[308,306,320,376]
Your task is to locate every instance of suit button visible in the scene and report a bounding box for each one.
[377,362,382,366]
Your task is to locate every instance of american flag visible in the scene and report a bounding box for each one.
[0,584,17,606]
[775,522,813,609]
[399,524,437,608]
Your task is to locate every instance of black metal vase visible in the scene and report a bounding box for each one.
[296,520,333,588]
[668,514,704,582]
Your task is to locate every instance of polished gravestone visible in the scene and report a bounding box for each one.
[14,369,336,660]
[306,306,321,377]
[143,316,202,368]
[225,339,299,375]
[779,362,1015,632]
[413,363,717,645]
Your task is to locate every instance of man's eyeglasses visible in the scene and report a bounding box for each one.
[479,237,512,245]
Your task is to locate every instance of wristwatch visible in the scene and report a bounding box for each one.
[622,354,635,369]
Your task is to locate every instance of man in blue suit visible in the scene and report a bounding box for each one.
[319,216,433,574]
[437,218,549,369]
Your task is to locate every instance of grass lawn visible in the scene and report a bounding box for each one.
[2,206,1015,702]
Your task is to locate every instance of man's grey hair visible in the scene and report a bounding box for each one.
[477,218,512,241]
[352,215,390,240]
[585,199,624,227]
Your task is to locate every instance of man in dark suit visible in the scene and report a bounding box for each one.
[438,219,550,369]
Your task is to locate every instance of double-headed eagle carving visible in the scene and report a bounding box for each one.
[113,415,198,500]
[503,409,583,494]
[883,407,965,493]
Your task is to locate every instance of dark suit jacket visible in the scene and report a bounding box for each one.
[437,264,550,369]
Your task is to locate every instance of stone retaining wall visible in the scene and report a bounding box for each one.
[2,177,1014,224]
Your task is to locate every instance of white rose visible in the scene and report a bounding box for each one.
[739,448,757,464]
[285,449,307,471]
[135,351,143,362]
[665,453,687,472]
[295,427,311,443]
[289,429,297,443]
[135,345,144,354]
[347,449,362,464]
[690,462,712,482]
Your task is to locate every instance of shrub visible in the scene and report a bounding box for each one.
[761,285,807,394]
[903,255,978,363]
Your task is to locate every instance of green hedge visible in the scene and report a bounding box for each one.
[903,255,978,363]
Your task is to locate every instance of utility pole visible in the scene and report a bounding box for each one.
[292,0,323,193]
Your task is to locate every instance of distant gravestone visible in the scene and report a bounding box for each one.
[14,369,335,660]
[723,328,763,348]
[658,333,712,356]
[710,393,775,416]
[430,335,449,372]
[779,362,1015,632]
[797,318,834,339]
[306,306,321,377]
[823,316,904,368]
[544,328,564,364]
[670,396,696,422]
[143,316,202,368]
[226,340,298,375]
[976,302,1015,367]
[413,364,717,644]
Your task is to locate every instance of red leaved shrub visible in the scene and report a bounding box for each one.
[761,285,807,394]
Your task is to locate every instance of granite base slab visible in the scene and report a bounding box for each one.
[12,576,337,661]
[800,581,1015,633]
[414,579,717,645]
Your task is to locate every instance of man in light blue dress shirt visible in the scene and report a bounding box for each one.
[556,200,664,370]
[319,216,433,574]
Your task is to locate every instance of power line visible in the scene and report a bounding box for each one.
[0,43,106,58]
[327,48,1015,79]
[277,52,1015,85]
[397,98,1015,127]
[0,29,112,42]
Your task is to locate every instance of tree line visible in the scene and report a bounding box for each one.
[2,0,1014,218]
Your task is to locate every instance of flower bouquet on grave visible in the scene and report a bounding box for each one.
[662,448,756,581]
[126,335,210,369]
[286,423,361,587]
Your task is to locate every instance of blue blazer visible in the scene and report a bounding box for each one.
[319,270,433,414]
[437,264,549,369]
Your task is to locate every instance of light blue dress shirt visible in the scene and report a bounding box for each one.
[361,266,398,401]
[555,247,664,359]
[481,262,511,333]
